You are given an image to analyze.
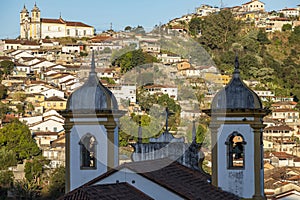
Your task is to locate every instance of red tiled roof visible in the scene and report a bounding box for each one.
[264,125,294,131]
[242,0,265,6]
[61,183,154,200]
[271,152,294,159]
[33,132,58,136]
[72,159,240,200]
[66,21,92,28]
[45,96,66,102]
[272,108,298,112]
[41,18,65,24]
[41,18,92,28]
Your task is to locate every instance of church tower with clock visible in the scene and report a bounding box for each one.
[204,57,269,200]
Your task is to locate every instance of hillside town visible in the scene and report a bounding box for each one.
[0,0,300,199]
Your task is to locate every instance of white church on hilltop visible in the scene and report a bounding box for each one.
[20,3,94,40]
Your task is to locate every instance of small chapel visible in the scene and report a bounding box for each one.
[60,53,269,200]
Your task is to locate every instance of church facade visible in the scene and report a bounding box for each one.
[20,4,94,40]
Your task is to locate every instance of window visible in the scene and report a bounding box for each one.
[84,30,86,36]
[226,132,246,169]
[79,134,97,169]
[67,29,70,35]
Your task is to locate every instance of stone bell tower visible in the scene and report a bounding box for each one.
[203,57,270,199]
[62,52,124,192]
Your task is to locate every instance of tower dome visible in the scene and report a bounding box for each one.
[211,57,262,110]
[66,52,118,112]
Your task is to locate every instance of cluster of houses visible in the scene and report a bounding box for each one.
[0,2,299,198]
[168,0,300,34]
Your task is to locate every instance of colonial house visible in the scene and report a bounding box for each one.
[30,60,56,73]
[264,124,295,141]
[271,109,299,123]
[29,118,64,133]
[254,90,275,102]
[43,135,65,168]
[43,96,67,111]
[25,84,52,94]
[13,62,31,76]
[157,53,182,65]
[265,17,293,32]
[33,131,59,148]
[195,4,220,17]
[2,40,40,51]
[20,4,94,39]
[62,44,81,54]
[143,84,178,100]
[41,88,65,99]
[18,57,43,66]
[279,8,300,18]
[272,101,297,110]
[177,61,191,71]
[107,84,137,105]
[241,0,265,12]
[140,41,160,53]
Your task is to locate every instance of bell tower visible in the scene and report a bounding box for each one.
[30,3,41,39]
[203,57,269,199]
[62,52,124,192]
[20,5,30,39]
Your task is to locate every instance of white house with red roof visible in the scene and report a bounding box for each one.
[241,0,265,12]
[271,109,299,123]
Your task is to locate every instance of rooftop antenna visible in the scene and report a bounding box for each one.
[220,0,224,8]
[110,22,113,31]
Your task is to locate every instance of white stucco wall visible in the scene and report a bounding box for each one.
[69,120,119,191]
[217,124,256,198]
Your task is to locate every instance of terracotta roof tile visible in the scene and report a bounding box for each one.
[60,182,154,200]
[264,125,294,131]
[72,159,240,200]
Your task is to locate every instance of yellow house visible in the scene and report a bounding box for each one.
[204,73,230,86]
[43,96,67,111]
[177,61,191,71]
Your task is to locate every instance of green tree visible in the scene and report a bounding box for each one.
[24,156,50,184]
[124,26,132,32]
[189,17,202,37]
[0,102,10,119]
[13,179,41,200]
[112,49,157,73]
[46,167,65,199]
[289,25,300,44]
[200,10,241,50]
[282,24,292,32]
[0,84,7,99]
[0,147,17,170]
[0,120,40,162]
[0,170,13,199]
[257,29,270,44]
[0,60,14,75]
[12,92,27,101]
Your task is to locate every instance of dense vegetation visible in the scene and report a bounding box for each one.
[188,10,300,100]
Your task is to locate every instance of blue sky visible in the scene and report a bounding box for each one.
[0,0,299,39]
